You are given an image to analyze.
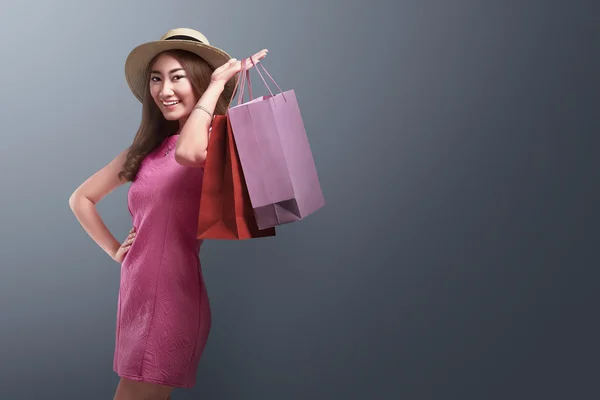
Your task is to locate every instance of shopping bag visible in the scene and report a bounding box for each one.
[226,59,325,230]
[197,114,276,240]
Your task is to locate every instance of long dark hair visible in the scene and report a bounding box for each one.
[118,49,235,182]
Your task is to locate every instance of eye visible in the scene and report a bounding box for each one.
[173,74,186,81]
[150,76,161,82]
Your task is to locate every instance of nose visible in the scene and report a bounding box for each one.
[159,81,175,98]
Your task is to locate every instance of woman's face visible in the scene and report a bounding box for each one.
[149,53,198,123]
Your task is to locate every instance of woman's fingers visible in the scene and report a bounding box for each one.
[227,49,268,68]
[212,49,268,83]
[121,232,136,249]
[252,49,268,60]
[251,49,268,63]
[242,49,268,67]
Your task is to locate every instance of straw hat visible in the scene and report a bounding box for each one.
[124,28,237,102]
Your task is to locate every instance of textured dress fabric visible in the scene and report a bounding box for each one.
[113,134,211,388]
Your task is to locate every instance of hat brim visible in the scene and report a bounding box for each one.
[124,39,237,103]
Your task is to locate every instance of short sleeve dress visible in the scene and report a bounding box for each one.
[113,134,211,388]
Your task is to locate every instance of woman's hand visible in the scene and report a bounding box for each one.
[210,49,269,86]
[113,226,136,264]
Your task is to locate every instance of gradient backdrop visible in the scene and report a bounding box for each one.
[0,0,598,399]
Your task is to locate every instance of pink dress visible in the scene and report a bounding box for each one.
[113,134,211,388]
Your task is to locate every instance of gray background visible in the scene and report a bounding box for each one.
[0,0,598,399]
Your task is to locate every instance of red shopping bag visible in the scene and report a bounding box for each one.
[197,114,276,240]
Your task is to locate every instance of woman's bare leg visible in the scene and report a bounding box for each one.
[113,377,174,400]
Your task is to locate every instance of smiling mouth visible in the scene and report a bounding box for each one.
[162,100,181,107]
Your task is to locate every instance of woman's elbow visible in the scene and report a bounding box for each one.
[68,192,80,210]
[174,150,206,168]
[68,192,86,212]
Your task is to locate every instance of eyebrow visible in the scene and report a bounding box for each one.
[150,68,185,75]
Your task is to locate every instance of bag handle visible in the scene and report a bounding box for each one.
[237,59,254,105]
[227,58,252,110]
[227,57,287,109]
[251,58,286,102]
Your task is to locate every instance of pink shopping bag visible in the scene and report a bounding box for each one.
[226,59,325,230]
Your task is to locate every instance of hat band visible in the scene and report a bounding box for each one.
[165,35,204,43]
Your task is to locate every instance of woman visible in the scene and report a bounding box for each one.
[68,28,267,400]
